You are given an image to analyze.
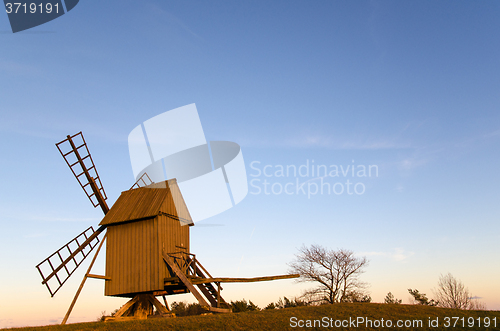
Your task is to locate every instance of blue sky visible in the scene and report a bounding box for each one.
[1,0,499,327]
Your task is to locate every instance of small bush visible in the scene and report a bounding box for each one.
[96,308,119,322]
[265,302,276,310]
[171,301,205,316]
[342,291,372,303]
[384,292,402,304]
[271,297,307,309]
[96,311,106,322]
[408,289,438,306]
[230,299,260,312]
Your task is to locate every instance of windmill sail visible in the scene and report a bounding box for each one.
[129,172,154,190]
[36,227,102,297]
[36,132,110,297]
[56,132,109,214]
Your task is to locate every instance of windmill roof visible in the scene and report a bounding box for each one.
[99,179,193,226]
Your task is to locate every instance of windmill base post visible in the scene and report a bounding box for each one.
[104,294,173,322]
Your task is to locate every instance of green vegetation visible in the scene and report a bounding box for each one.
[265,297,306,310]
[408,288,439,306]
[5,303,500,331]
[229,299,259,312]
[170,301,206,317]
[384,292,402,304]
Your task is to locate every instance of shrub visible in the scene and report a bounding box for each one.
[408,289,438,306]
[265,302,276,310]
[384,292,402,304]
[171,301,205,316]
[230,299,260,312]
[342,290,372,303]
[270,297,307,309]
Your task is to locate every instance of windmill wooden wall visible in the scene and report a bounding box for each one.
[100,179,192,297]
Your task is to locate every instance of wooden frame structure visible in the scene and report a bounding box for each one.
[36,132,299,324]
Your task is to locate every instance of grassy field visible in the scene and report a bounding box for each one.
[6,303,500,331]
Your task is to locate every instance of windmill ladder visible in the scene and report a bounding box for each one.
[162,250,231,313]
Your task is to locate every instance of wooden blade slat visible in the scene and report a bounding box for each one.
[35,226,102,297]
[55,132,109,214]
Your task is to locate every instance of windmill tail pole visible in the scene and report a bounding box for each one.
[61,233,107,325]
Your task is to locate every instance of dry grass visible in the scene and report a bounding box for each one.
[6,303,500,331]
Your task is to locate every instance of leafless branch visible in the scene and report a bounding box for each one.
[288,245,369,304]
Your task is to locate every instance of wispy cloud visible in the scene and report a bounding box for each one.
[34,216,100,222]
[398,154,430,171]
[0,58,41,76]
[240,120,425,151]
[392,248,414,261]
[0,114,128,146]
[141,3,203,42]
[283,134,412,150]
[23,233,48,238]
[0,119,61,139]
[193,223,225,227]
[6,214,100,223]
[361,248,414,262]
[483,129,500,138]
[362,251,387,257]
[239,119,499,178]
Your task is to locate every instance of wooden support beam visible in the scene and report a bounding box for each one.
[216,282,221,308]
[112,296,140,318]
[209,306,232,313]
[162,295,170,311]
[87,274,110,280]
[164,274,300,286]
[164,275,195,283]
[162,251,209,307]
[202,274,300,283]
[103,316,139,322]
[147,295,170,315]
[135,294,153,319]
[106,294,173,321]
[61,233,107,325]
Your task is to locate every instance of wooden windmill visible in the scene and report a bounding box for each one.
[36,132,298,323]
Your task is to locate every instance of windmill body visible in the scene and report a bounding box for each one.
[101,179,192,297]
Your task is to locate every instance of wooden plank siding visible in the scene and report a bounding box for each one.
[104,181,191,297]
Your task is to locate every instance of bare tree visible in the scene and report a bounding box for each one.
[288,245,368,304]
[435,273,486,310]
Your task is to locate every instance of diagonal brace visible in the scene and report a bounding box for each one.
[162,251,209,307]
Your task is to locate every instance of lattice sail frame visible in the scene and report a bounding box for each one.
[36,227,100,297]
[56,132,108,210]
[36,132,109,297]
[130,172,154,190]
